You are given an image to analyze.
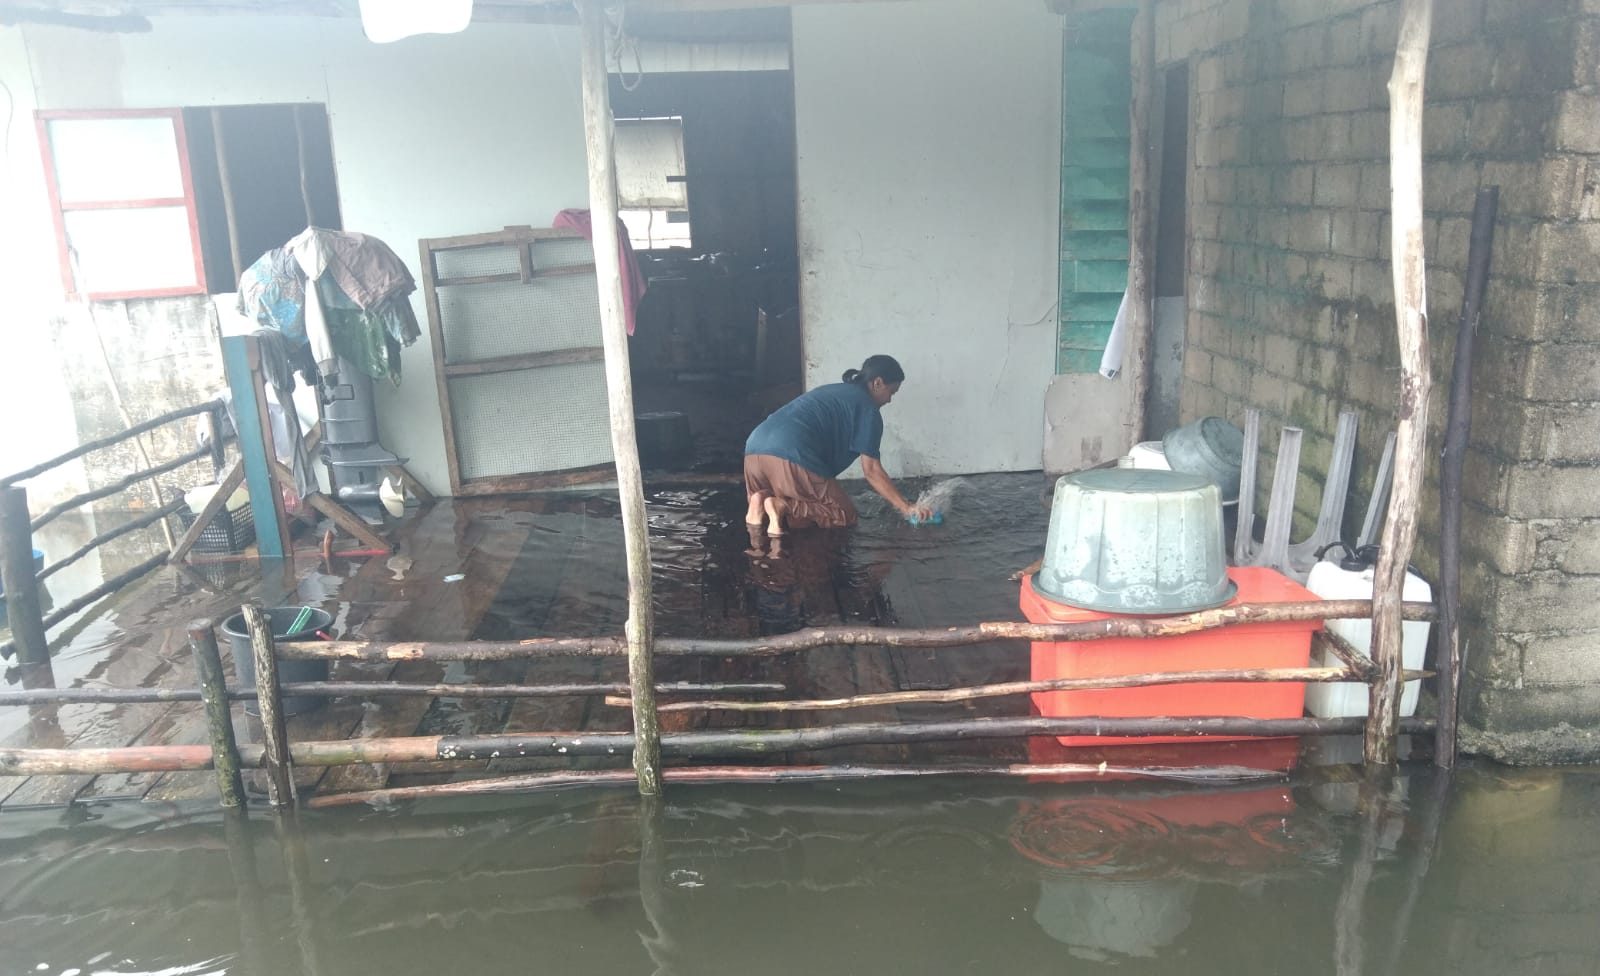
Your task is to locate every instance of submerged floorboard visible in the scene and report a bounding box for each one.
[2,474,1063,807]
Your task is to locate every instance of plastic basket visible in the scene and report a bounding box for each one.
[177,505,256,554]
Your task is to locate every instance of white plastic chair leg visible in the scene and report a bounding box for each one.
[1250,425,1301,575]
[1289,410,1359,576]
[1231,410,1261,565]
[1357,431,1397,549]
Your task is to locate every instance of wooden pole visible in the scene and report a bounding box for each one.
[306,761,1289,809]
[0,399,220,490]
[1127,0,1158,440]
[1437,187,1498,768]
[625,664,1431,714]
[292,105,316,229]
[39,497,185,582]
[220,809,273,976]
[167,459,245,564]
[28,444,211,533]
[244,603,296,806]
[1367,0,1434,766]
[579,0,661,796]
[0,679,783,707]
[0,716,1436,775]
[274,599,1438,661]
[211,107,244,283]
[0,486,48,665]
[191,620,245,807]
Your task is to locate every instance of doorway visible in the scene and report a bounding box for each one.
[610,24,801,474]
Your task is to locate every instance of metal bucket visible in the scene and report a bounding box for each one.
[1160,417,1245,502]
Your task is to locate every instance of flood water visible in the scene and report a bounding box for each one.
[0,764,1590,975]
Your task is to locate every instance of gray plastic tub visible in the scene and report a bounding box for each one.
[1161,417,1245,502]
[1035,469,1234,614]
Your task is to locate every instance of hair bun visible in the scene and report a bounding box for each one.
[842,368,861,383]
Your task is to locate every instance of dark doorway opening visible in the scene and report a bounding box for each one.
[611,65,802,474]
[184,104,342,292]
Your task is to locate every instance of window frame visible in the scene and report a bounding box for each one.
[35,108,208,301]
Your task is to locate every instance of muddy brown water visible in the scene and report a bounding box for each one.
[0,766,1594,974]
[5,476,1597,972]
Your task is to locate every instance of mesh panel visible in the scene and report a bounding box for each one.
[451,361,614,479]
[529,237,594,271]
[438,275,603,363]
[436,244,521,280]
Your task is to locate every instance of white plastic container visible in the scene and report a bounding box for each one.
[1305,556,1432,718]
[1126,441,1171,470]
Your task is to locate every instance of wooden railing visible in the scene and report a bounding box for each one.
[0,598,1440,810]
[0,399,231,662]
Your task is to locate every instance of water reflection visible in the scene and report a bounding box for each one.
[1,767,1592,975]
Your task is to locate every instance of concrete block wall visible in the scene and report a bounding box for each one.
[1157,0,1600,759]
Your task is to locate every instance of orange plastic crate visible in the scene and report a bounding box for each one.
[1023,566,1321,745]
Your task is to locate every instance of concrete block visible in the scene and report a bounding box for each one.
[1463,446,1512,513]
[1539,402,1600,463]
[1313,163,1361,210]
[1287,210,1332,253]
[1462,507,1540,576]
[1469,97,1555,156]
[1358,2,1399,57]
[1551,91,1600,153]
[1523,341,1600,402]
[1538,223,1600,284]
[1505,464,1600,519]
[1425,101,1472,156]
[1428,41,1495,100]
[1552,520,1600,574]
[1183,346,1214,385]
[1494,572,1600,632]
[1262,333,1301,378]
[1211,355,1251,399]
[1538,155,1600,222]
[1283,77,1323,118]
[1521,631,1600,686]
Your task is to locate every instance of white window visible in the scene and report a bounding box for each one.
[615,117,692,249]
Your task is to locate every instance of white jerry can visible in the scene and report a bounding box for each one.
[1306,552,1433,718]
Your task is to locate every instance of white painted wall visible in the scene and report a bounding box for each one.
[792,0,1063,477]
[13,16,593,494]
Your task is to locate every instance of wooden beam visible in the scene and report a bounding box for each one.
[580,0,661,796]
[244,603,296,806]
[168,458,246,564]
[1127,0,1157,440]
[441,346,606,379]
[190,621,245,807]
[1366,0,1434,766]
[0,399,219,490]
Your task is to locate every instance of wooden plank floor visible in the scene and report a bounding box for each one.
[1,474,1057,809]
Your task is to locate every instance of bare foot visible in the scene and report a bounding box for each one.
[744,523,766,556]
[745,489,771,526]
[763,495,787,536]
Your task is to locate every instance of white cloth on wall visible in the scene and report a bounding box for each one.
[1098,289,1131,379]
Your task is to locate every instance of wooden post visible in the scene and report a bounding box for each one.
[1127,0,1157,440]
[578,0,662,796]
[0,486,48,665]
[244,603,296,806]
[191,620,245,807]
[211,107,244,283]
[293,105,316,230]
[1366,0,1435,766]
[1437,187,1498,768]
[221,336,291,560]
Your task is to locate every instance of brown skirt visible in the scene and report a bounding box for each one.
[743,454,858,529]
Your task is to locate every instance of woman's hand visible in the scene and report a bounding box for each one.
[903,502,935,522]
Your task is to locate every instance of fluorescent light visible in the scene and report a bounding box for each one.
[358,0,474,43]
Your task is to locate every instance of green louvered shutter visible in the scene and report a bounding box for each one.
[1058,8,1134,373]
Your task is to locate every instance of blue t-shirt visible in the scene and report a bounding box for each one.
[745,382,884,479]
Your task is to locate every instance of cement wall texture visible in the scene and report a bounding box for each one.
[1160,0,1600,760]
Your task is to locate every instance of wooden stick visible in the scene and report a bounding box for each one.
[168,458,245,564]
[580,0,661,796]
[1317,630,1378,680]
[1437,186,1498,768]
[29,444,211,532]
[623,666,1436,714]
[244,603,296,806]
[305,760,1291,809]
[1127,0,1157,439]
[39,497,185,583]
[292,104,316,229]
[0,679,786,707]
[0,486,47,665]
[212,107,244,282]
[1367,0,1435,766]
[30,550,168,635]
[190,621,244,807]
[276,600,1438,661]
[0,399,220,490]
[301,492,391,553]
[0,716,1437,776]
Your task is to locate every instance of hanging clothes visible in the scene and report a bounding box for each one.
[552,208,648,336]
[286,228,421,384]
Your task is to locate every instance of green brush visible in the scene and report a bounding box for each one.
[284,605,315,638]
